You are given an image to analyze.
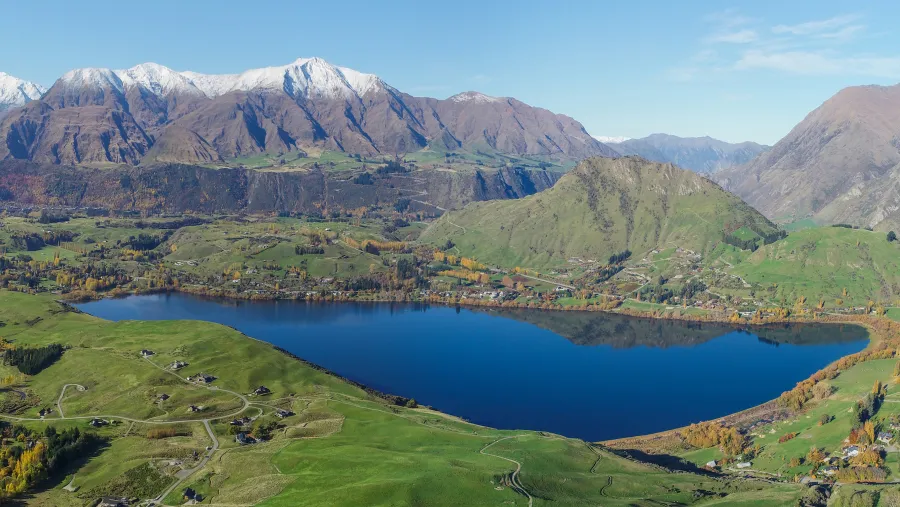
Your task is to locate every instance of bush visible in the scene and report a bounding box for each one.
[888,231,897,242]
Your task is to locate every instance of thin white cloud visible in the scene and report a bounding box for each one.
[707,29,758,44]
[817,24,865,41]
[735,50,900,79]
[771,14,861,35]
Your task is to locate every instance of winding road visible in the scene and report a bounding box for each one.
[480,436,533,507]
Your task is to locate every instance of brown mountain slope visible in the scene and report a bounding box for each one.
[0,60,615,167]
[716,84,900,226]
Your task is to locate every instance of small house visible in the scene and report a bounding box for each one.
[89,418,108,428]
[253,386,271,396]
[98,497,129,507]
[275,409,295,419]
[843,445,860,458]
[230,419,245,426]
[235,432,256,445]
[188,405,203,413]
[158,393,170,402]
[183,487,199,501]
[736,462,752,469]
[705,460,717,468]
[169,361,188,370]
[823,466,839,476]
[37,408,52,417]
[878,432,894,443]
[140,349,154,358]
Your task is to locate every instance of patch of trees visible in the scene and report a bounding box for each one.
[747,224,787,245]
[353,172,375,185]
[639,280,706,304]
[394,198,411,213]
[888,231,897,242]
[4,344,64,375]
[376,161,409,176]
[295,245,325,255]
[722,233,759,251]
[681,421,745,456]
[342,276,382,291]
[0,423,102,499]
[396,257,418,279]
[133,217,209,230]
[11,230,77,251]
[126,233,166,251]
[608,250,631,264]
[37,210,70,224]
[595,265,623,283]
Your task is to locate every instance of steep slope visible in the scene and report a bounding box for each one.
[0,72,45,113]
[730,226,900,305]
[0,58,613,166]
[0,160,558,213]
[608,134,768,174]
[420,156,778,268]
[716,84,900,225]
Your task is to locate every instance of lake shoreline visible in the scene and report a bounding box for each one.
[72,291,876,443]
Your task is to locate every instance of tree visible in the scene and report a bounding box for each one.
[889,231,897,242]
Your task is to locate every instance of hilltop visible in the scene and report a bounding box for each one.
[420,156,779,269]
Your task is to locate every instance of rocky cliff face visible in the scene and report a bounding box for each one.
[0,161,560,214]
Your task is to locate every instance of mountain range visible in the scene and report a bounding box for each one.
[0,58,616,166]
[0,72,45,113]
[420,156,778,268]
[716,83,900,228]
[605,134,769,174]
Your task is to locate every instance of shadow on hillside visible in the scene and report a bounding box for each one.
[608,448,720,477]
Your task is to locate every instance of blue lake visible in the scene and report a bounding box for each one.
[76,293,868,441]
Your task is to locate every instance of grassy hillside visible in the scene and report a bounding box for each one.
[420,156,778,270]
[0,291,804,506]
[731,226,900,306]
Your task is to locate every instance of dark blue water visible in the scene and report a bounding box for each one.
[76,293,868,441]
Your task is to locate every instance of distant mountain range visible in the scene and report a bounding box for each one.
[420,156,778,268]
[0,58,616,166]
[715,83,900,228]
[605,134,769,174]
[0,72,45,113]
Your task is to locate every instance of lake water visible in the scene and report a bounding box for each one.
[76,293,868,441]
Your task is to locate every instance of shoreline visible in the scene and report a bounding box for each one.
[65,286,897,450]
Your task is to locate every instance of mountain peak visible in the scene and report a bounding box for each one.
[449,91,502,104]
[0,72,46,111]
[592,135,631,144]
[180,57,385,100]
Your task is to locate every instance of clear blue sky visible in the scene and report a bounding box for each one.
[3,0,900,145]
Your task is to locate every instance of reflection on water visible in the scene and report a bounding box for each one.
[76,293,869,441]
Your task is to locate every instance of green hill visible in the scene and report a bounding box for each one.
[730,226,900,305]
[420,156,778,269]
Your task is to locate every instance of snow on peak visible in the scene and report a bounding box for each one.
[0,72,46,110]
[59,67,124,93]
[449,91,502,104]
[592,135,631,144]
[49,58,387,101]
[117,63,205,97]
[180,57,386,100]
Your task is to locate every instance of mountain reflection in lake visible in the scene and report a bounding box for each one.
[76,294,868,441]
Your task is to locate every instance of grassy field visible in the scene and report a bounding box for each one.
[0,290,808,506]
[731,226,900,306]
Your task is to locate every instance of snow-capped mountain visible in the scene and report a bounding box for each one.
[0,57,614,166]
[54,58,386,101]
[592,135,631,144]
[0,72,46,112]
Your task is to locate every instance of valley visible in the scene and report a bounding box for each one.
[4,17,900,505]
